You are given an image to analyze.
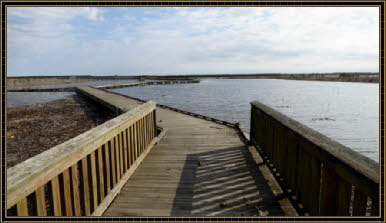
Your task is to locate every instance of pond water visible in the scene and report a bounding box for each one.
[7,92,75,108]
[110,79,379,162]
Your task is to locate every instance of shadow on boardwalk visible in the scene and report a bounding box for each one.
[171,146,288,216]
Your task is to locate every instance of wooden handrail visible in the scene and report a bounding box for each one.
[7,101,159,216]
[250,100,379,216]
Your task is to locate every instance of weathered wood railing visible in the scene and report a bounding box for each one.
[250,101,379,216]
[7,101,160,216]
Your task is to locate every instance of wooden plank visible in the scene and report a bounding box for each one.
[148,114,151,144]
[35,185,47,216]
[104,142,111,193]
[108,195,295,209]
[277,126,288,179]
[146,113,153,144]
[97,147,105,201]
[133,160,248,169]
[272,124,279,170]
[286,130,298,193]
[336,177,352,216]
[81,157,90,216]
[143,116,147,150]
[146,114,150,147]
[250,108,256,142]
[71,163,81,216]
[251,110,257,143]
[142,117,146,152]
[266,118,273,160]
[153,110,157,138]
[121,133,125,174]
[300,144,312,212]
[115,135,121,181]
[114,190,276,203]
[269,119,275,160]
[149,112,153,140]
[132,170,252,181]
[370,196,379,216]
[296,148,305,204]
[319,165,338,215]
[139,118,143,154]
[255,112,262,145]
[123,129,128,172]
[127,126,134,164]
[158,138,243,145]
[110,138,116,186]
[135,121,140,156]
[134,122,138,160]
[7,101,156,208]
[260,115,268,153]
[62,169,73,216]
[352,188,367,216]
[16,197,28,216]
[51,176,62,216]
[90,151,98,210]
[128,126,133,167]
[258,112,263,145]
[118,133,124,177]
[309,155,321,215]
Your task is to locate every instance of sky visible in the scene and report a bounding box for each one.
[7,7,379,76]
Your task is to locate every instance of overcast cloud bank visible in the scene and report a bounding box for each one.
[7,7,379,76]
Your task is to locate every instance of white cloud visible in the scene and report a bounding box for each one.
[7,7,379,76]
[7,7,104,75]
[80,7,104,21]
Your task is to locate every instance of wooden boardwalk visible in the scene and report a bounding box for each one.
[77,87,297,217]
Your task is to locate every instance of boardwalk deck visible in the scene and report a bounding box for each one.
[76,86,297,217]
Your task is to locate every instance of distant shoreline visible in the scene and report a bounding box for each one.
[6,72,379,89]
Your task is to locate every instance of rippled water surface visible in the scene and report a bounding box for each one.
[7,92,75,108]
[111,79,379,162]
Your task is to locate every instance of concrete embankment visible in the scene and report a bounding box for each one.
[7,76,95,89]
[7,80,201,92]
[7,87,75,92]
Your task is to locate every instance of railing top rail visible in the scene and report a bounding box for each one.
[7,101,156,208]
[251,100,379,184]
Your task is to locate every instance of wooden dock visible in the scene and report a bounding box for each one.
[76,87,297,216]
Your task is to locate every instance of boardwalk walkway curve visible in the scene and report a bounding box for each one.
[76,86,297,217]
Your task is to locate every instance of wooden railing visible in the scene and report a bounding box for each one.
[7,101,160,216]
[250,101,379,216]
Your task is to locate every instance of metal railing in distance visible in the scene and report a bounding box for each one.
[7,101,158,216]
[250,101,379,216]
